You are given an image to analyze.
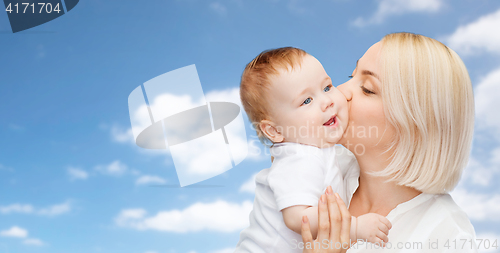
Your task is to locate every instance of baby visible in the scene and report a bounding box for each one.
[235,47,391,252]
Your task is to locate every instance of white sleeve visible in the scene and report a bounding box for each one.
[427,204,479,253]
[267,154,325,211]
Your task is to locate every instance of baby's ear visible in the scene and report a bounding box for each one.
[260,120,284,143]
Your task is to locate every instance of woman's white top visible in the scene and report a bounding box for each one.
[337,147,478,253]
[235,146,478,252]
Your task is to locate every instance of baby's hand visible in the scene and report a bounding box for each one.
[355,213,392,245]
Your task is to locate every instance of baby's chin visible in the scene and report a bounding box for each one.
[319,138,342,148]
[317,142,338,149]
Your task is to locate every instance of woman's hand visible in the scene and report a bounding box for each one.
[301,186,351,253]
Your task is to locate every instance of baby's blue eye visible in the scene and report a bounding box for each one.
[302,97,312,105]
[324,84,332,92]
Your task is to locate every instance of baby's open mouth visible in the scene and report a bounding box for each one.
[323,116,337,126]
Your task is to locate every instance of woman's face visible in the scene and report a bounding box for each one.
[337,42,396,156]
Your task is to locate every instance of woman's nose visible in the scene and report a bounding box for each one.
[337,81,352,102]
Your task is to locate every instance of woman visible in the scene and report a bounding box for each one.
[301,32,477,252]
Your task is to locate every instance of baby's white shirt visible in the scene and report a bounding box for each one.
[235,142,346,253]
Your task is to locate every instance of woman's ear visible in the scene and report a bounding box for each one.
[260,120,284,143]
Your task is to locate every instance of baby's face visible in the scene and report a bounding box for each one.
[265,54,348,148]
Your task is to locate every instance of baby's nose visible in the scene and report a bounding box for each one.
[323,100,334,111]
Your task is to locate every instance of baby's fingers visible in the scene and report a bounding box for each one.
[378,222,389,235]
[378,216,392,230]
[376,230,389,243]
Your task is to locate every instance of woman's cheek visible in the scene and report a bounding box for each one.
[349,103,382,142]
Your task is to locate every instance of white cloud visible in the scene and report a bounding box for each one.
[239,173,258,194]
[111,126,135,144]
[116,208,147,221]
[246,139,269,161]
[450,187,500,222]
[352,0,443,27]
[462,157,492,187]
[210,2,227,16]
[491,147,500,165]
[119,87,245,145]
[108,124,166,157]
[23,238,44,246]
[122,87,254,185]
[37,201,71,216]
[461,145,500,187]
[67,167,88,181]
[205,87,242,107]
[0,226,28,238]
[445,8,500,55]
[168,131,237,177]
[475,66,500,137]
[457,64,500,189]
[0,201,71,217]
[0,204,34,214]
[115,200,252,233]
[95,160,128,176]
[125,87,243,146]
[120,87,244,146]
[0,227,44,247]
[135,175,166,185]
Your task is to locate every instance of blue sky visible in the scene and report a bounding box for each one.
[1,0,500,252]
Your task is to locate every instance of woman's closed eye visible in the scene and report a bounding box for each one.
[301,97,312,106]
[361,86,375,95]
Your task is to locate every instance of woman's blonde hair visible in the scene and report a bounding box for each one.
[377,32,474,194]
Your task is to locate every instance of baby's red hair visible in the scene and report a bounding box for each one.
[240,47,307,142]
